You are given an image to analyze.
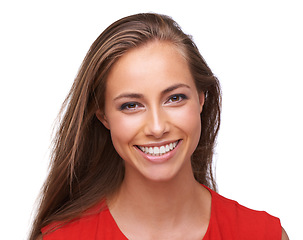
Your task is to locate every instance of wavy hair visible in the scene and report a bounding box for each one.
[29,13,221,240]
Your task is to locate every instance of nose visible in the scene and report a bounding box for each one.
[144,107,169,138]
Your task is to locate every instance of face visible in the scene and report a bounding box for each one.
[96,41,204,182]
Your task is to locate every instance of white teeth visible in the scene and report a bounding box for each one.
[154,147,159,154]
[149,147,153,154]
[138,141,179,156]
[160,146,165,154]
[166,145,170,152]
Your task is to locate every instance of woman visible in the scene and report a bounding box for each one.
[30,13,288,240]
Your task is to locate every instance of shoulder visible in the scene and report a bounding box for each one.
[41,216,99,240]
[209,189,282,239]
[41,203,108,240]
[282,227,290,240]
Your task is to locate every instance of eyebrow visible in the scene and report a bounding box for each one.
[162,83,190,94]
[113,83,190,101]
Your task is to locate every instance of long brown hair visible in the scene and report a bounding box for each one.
[29,13,221,240]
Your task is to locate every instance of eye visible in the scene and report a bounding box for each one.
[166,94,188,104]
[120,102,143,111]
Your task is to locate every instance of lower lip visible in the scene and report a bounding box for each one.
[135,140,182,164]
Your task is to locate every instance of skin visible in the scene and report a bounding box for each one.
[95,41,289,240]
[99,42,205,183]
[282,227,289,240]
[96,41,211,240]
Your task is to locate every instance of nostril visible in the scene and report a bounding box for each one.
[144,109,169,138]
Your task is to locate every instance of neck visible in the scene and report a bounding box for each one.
[126,173,196,209]
[107,163,211,239]
[108,163,208,225]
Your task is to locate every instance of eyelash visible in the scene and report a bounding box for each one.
[166,94,188,104]
[120,102,142,111]
[119,94,188,111]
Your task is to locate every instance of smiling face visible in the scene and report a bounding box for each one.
[96,41,204,182]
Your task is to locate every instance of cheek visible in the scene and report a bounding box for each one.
[107,114,143,155]
[172,104,202,146]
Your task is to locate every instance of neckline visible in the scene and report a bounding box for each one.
[201,185,214,239]
[105,184,214,240]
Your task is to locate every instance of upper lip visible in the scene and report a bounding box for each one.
[135,139,180,148]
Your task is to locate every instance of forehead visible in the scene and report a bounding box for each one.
[105,41,195,95]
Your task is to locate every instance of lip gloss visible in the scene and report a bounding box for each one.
[135,140,182,163]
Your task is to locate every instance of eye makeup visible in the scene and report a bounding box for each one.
[119,102,143,111]
[165,93,188,104]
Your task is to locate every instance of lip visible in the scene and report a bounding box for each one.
[134,139,182,163]
[135,140,179,148]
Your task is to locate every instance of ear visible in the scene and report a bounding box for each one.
[198,91,205,113]
[96,109,110,130]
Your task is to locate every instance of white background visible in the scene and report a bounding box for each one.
[0,1,302,239]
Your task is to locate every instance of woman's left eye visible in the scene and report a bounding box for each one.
[120,102,143,111]
[166,94,187,104]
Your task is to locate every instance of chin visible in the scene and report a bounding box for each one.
[138,162,191,184]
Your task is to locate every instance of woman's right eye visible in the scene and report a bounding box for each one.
[120,102,142,111]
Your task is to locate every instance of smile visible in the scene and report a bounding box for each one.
[136,140,179,156]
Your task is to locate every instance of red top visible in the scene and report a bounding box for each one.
[41,186,281,239]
